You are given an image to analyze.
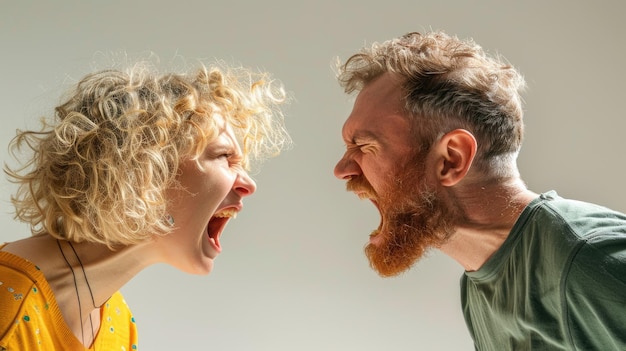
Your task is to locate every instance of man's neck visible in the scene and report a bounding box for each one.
[439,178,538,271]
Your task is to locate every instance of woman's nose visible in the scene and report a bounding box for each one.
[234,170,257,197]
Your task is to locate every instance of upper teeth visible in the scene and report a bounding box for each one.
[214,208,237,218]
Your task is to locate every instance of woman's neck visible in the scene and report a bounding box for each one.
[3,234,160,347]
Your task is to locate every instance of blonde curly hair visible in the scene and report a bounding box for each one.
[5,62,290,247]
[337,31,526,178]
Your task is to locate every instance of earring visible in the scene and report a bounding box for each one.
[165,214,175,226]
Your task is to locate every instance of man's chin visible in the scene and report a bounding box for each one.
[364,241,418,278]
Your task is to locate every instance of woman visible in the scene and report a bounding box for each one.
[0,61,290,350]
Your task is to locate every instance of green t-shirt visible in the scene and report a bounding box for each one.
[461,191,626,351]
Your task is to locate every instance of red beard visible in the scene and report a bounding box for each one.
[347,156,454,277]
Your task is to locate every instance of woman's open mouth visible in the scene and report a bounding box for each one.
[207,208,238,251]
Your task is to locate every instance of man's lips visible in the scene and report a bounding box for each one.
[355,191,370,200]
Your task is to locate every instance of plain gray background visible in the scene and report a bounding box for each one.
[2,1,625,350]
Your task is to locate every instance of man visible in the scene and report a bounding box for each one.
[333,31,626,350]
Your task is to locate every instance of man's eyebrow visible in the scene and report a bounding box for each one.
[348,131,378,144]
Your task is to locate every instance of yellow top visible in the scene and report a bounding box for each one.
[0,246,138,350]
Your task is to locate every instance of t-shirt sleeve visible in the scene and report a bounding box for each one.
[563,232,626,350]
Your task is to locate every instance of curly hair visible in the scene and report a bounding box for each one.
[337,31,526,178]
[5,62,290,247]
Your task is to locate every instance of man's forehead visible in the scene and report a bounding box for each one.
[351,77,405,116]
[342,110,410,142]
[341,73,409,141]
[358,73,404,102]
[341,125,378,142]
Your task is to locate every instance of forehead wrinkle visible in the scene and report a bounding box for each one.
[342,121,379,144]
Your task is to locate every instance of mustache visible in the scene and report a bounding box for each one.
[346,176,377,199]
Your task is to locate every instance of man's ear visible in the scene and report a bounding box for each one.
[433,129,477,187]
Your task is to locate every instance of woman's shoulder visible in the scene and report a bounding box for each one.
[0,249,41,289]
[0,251,48,343]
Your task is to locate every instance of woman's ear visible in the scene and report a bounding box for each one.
[433,129,477,187]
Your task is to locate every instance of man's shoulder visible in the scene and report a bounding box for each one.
[530,192,626,239]
[533,193,626,289]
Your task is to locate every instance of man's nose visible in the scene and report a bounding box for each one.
[334,154,361,180]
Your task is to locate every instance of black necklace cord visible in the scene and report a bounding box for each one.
[57,239,97,348]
